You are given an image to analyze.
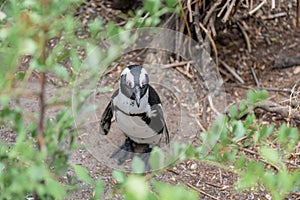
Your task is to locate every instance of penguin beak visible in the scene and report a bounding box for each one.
[134,86,141,107]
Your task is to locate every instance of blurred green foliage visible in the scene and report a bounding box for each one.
[113,90,299,200]
[1,0,299,199]
[0,0,180,199]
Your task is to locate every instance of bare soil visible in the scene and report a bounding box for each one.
[1,0,300,199]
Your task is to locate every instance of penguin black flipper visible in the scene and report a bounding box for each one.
[99,89,119,135]
[144,85,170,144]
[148,104,170,144]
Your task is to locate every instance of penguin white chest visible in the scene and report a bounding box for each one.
[113,92,160,144]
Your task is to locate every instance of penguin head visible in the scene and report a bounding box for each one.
[120,65,149,107]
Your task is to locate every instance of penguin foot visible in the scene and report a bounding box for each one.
[111,137,136,164]
[136,145,152,171]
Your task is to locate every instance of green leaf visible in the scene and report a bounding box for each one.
[229,105,238,119]
[144,0,161,15]
[259,125,274,140]
[243,113,255,129]
[232,120,246,142]
[229,100,249,119]
[72,164,93,184]
[200,115,227,157]
[106,21,119,37]
[292,170,300,191]
[131,156,145,174]
[125,175,149,200]
[278,123,299,152]
[112,170,126,184]
[236,161,263,190]
[172,141,185,158]
[0,162,5,178]
[262,171,276,190]
[184,144,196,158]
[278,169,294,193]
[235,154,246,169]
[15,71,25,80]
[45,177,66,200]
[259,146,282,168]
[70,49,81,72]
[54,64,69,79]
[152,181,198,200]
[247,90,268,106]
[149,147,164,170]
[88,19,102,36]
[28,165,45,181]
[93,179,104,199]
[238,100,248,118]
[166,0,177,7]
[20,39,37,54]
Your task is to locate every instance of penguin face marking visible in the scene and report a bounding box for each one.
[120,65,149,103]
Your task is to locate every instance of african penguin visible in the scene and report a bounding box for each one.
[100,65,169,164]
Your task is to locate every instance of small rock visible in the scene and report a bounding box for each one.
[190,163,197,170]
[293,66,300,74]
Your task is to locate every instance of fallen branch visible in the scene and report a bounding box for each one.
[256,100,300,122]
[226,99,300,123]
[272,56,300,69]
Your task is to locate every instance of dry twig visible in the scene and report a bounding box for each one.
[222,0,237,23]
[199,22,218,65]
[237,21,251,53]
[175,66,194,79]
[297,0,300,27]
[203,0,222,25]
[249,0,267,15]
[261,12,287,20]
[220,60,245,84]
[178,0,192,37]
[250,67,260,87]
[193,2,203,43]
[187,0,193,22]
[186,182,219,200]
[287,83,300,126]
[162,61,194,68]
[239,147,280,171]
[217,0,230,17]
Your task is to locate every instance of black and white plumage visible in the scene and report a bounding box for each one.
[100,65,169,163]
